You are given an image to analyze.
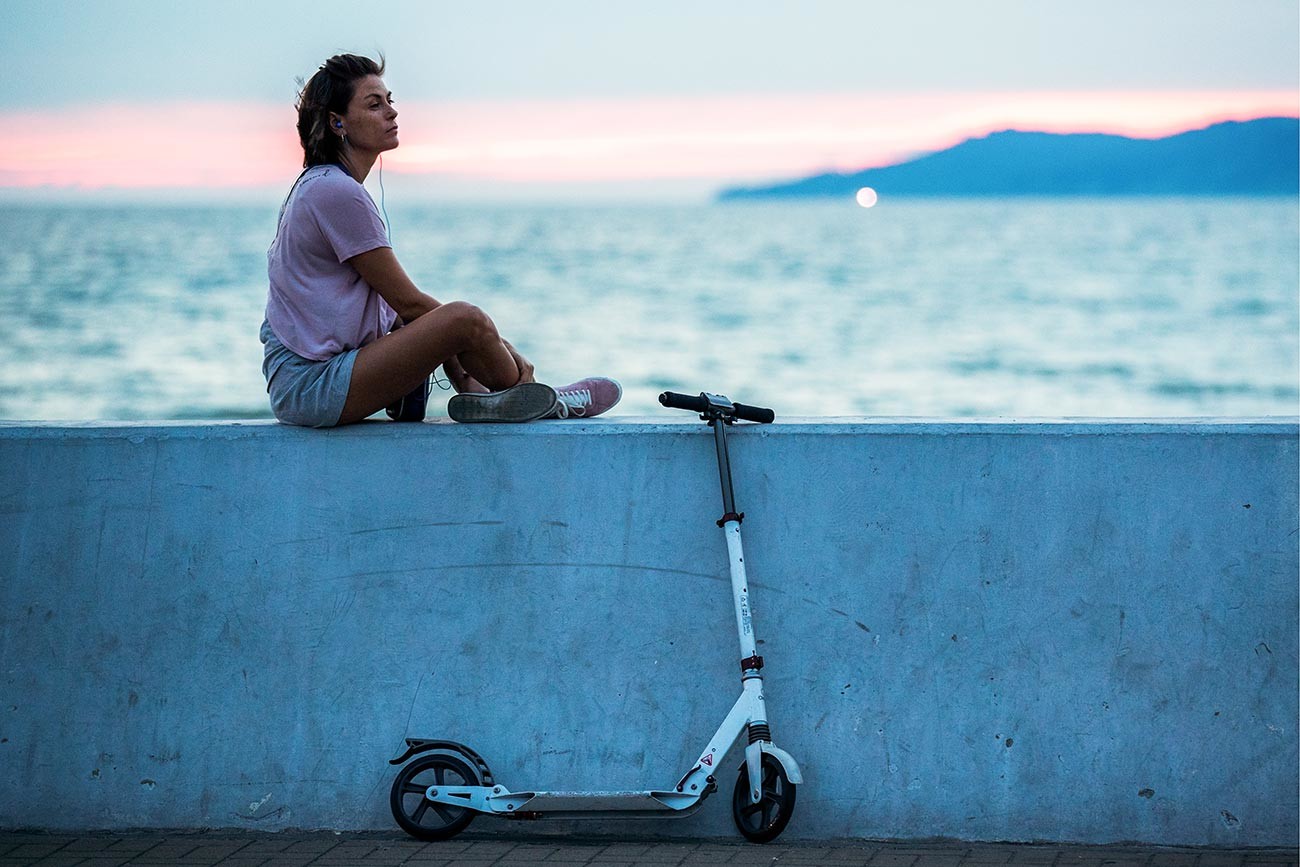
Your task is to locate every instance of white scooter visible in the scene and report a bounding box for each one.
[388,391,802,843]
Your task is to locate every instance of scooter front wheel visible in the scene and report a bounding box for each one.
[390,752,478,841]
[731,753,796,843]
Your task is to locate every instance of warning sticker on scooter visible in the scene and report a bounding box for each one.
[701,754,713,766]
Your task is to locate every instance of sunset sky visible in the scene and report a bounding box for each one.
[2,0,1297,200]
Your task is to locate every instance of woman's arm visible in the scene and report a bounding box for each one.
[351,245,538,391]
[349,247,439,324]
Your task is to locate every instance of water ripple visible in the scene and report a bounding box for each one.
[0,197,1295,420]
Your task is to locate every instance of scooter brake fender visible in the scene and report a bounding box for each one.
[387,738,495,785]
[759,743,803,784]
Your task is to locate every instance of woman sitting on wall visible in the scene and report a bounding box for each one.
[260,53,621,427]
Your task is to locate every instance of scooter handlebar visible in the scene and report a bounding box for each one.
[658,391,775,424]
[733,402,776,424]
[658,391,709,413]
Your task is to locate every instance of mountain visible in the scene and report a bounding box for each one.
[717,117,1300,200]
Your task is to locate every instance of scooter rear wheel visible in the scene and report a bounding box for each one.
[731,753,796,843]
[390,752,478,841]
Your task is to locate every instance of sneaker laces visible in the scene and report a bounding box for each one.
[555,387,592,417]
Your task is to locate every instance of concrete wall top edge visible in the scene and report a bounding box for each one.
[0,416,1296,440]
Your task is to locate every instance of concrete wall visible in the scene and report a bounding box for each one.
[0,419,1295,846]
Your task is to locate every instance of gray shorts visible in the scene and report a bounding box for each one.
[260,319,358,428]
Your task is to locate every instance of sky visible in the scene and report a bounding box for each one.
[1,0,1297,200]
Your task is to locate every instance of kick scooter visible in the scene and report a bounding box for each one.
[388,391,802,843]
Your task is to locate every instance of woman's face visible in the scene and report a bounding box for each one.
[338,74,399,154]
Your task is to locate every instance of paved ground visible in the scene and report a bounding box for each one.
[0,833,1295,867]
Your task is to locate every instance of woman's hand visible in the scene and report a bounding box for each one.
[502,340,536,384]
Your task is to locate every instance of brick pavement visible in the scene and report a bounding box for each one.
[0,832,1295,867]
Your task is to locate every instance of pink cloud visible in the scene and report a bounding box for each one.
[387,90,1299,181]
[1,90,1295,190]
[1,102,298,189]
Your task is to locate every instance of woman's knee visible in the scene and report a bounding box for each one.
[437,300,497,345]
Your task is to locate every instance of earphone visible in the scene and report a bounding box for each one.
[334,121,343,129]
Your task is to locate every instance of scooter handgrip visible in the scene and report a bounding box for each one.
[659,391,709,413]
[733,402,775,424]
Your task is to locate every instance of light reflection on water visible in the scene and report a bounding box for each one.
[0,197,1295,421]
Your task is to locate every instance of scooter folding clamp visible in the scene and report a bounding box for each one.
[740,654,764,672]
[702,392,735,412]
[717,511,745,527]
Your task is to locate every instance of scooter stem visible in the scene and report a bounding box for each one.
[723,520,760,668]
[711,417,738,518]
[708,416,761,671]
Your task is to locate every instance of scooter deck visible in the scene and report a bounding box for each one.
[426,785,710,818]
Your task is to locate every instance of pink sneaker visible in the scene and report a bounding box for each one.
[549,377,622,418]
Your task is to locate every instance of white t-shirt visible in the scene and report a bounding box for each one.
[265,164,397,361]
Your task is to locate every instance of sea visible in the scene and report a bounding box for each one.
[0,196,1296,421]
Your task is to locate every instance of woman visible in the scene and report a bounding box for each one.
[261,53,620,427]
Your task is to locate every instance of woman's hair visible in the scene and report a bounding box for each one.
[295,53,386,168]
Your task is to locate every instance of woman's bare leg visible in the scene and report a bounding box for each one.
[441,354,490,395]
[337,302,524,425]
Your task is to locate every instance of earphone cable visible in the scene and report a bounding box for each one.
[378,154,392,242]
